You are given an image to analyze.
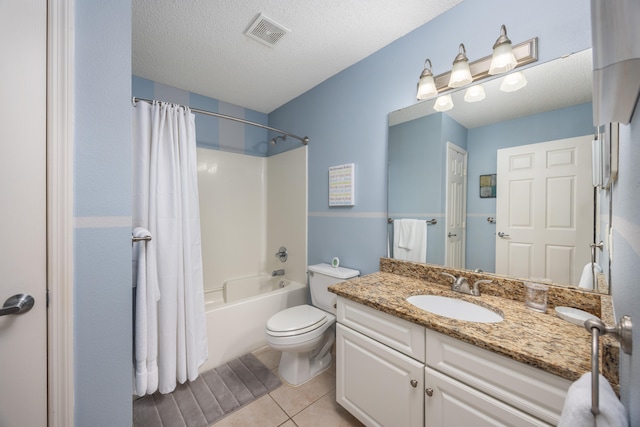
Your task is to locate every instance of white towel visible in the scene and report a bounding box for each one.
[393,219,427,262]
[558,372,628,427]
[578,262,603,290]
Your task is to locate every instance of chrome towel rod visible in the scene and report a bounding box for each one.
[132,235,151,243]
[584,315,632,415]
[132,97,309,145]
[388,218,437,225]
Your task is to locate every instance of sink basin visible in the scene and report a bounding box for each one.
[406,295,503,323]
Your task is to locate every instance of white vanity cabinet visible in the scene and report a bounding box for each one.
[336,297,571,427]
[424,330,570,426]
[336,297,426,427]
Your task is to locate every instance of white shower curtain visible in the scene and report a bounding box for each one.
[132,101,208,396]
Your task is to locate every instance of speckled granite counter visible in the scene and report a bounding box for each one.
[329,258,619,391]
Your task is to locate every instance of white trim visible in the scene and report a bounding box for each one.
[47,0,75,425]
[74,216,132,228]
[308,211,387,219]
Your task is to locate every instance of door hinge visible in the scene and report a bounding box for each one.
[46,289,50,308]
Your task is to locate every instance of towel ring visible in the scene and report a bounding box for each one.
[584,315,632,415]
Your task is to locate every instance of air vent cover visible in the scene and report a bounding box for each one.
[244,13,290,47]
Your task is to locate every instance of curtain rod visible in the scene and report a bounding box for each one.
[132,97,309,145]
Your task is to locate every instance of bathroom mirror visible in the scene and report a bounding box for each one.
[388,48,611,293]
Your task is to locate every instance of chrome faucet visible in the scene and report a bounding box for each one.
[441,273,491,297]
[272,269,285,277]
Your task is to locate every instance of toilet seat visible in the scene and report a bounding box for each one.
[266,305,329,337]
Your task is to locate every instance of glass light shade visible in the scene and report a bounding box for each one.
[489,42,517,75]
[417,74,437,100]
[433,94,454,112]
[448,60,472,88]
[500,71,527,92]
[464,85,486,102]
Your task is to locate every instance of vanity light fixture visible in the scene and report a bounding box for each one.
[448,44,473,88]
[464,84,486,102]
[416,59,438,100]
[489,25,517,75]
[500,71,527,92]
[433,94,454,112]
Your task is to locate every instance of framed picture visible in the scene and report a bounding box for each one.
[480,174,496,198]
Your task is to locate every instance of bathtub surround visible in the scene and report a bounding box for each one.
[132,101,208,395]
[133,353,281,427]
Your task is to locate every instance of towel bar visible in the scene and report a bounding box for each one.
[131,235,152,243]
[387,217,437,225]
[584,315,632,415]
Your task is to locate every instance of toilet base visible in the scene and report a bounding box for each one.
[277,332,334,386]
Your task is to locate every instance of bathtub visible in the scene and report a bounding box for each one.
[199,274,307,373]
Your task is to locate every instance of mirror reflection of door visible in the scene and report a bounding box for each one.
[445,142,467,269]
[495,135,593,285]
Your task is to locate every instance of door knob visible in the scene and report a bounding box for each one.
[0,294,35,317]
[447,232,457,238]
[497,231,510,238]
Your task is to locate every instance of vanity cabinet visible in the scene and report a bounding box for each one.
[336,297,570,427]
[336,296,426,427]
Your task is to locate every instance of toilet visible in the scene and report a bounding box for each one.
[265,263,359,386]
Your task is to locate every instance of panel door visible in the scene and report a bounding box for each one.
[0,0,49,425]
[445,142,467,269]
[336,324,424,427]
[425,368,551,427]
[495,136,593,285]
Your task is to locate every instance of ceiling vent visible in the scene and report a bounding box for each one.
[244,13,290,48]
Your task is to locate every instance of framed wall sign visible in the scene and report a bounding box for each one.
[329,163,355,206]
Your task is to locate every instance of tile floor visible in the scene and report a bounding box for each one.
[210,347,364,427]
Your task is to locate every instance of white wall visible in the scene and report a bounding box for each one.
[267,146,309,285]
[197,147,308,301]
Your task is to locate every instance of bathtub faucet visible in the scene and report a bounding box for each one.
[272,269,285,277]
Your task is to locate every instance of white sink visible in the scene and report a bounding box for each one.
[406,295,504,323]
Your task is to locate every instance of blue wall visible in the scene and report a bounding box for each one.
[269,0,592,275]
[74,1,132,425]
[612,97,640,425]
[132,76,269,155]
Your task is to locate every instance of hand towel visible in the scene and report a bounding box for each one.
[558,372,628,427]
[393,219,427,262]
[578,262,603,290]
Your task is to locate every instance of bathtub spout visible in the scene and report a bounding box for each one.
[272,269,285,277]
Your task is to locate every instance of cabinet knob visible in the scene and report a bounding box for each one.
[410,379,418,388]
[425,387,434,397]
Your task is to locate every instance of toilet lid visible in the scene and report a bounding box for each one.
[266,305,328,337]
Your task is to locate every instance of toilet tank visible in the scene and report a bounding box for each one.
[308,263,359,314]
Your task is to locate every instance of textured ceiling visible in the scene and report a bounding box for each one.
[132,0,463,113]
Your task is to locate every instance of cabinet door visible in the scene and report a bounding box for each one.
[337,324,424,427]
[425,368,552,427]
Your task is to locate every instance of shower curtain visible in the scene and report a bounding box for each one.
[132,100,208,396]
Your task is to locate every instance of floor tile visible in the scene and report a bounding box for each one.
[278,420,297,427]
[211,395,288,427]
[269,370,336,417]
[253,346,282,371]
[292,391,364,427]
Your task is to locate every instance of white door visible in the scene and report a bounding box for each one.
[336,324,424,427]
[0,1,49,425]
[445,143,467,269]
[424,368,548,427]
[495,136,593,285]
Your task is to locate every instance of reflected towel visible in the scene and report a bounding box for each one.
[578,262,603,290]
[393,219,427,262]
[558,372,628,427]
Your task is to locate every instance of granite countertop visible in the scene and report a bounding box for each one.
[329,269,616,386]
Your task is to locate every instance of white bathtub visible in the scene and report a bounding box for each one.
[199,274,307,373]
